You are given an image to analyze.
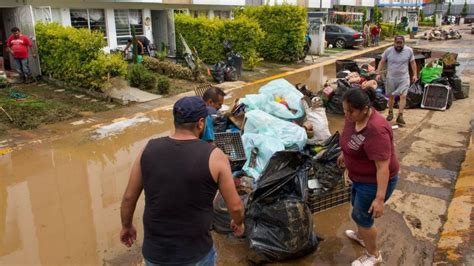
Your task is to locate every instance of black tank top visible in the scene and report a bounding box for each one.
[140,137,217,264]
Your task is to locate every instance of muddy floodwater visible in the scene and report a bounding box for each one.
[0,62,369,265]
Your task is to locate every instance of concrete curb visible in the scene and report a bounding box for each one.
[433,123,474,265]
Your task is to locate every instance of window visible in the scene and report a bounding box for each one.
[214,11,231,19]
[70,9,106,34]
[115,9,143,45]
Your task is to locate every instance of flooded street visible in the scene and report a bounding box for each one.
[0,63,348,265]
[1,30,473,265]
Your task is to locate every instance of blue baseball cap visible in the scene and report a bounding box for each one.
[173,96,208,123]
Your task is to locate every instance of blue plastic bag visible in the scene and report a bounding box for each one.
[244,110,307,150]
[241,78,305,120]
[242,133,285,181]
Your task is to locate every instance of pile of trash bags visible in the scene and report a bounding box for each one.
[210,40,243,83]
[325,62,387,114]
[211,77,341,263]
[408,53,468,109]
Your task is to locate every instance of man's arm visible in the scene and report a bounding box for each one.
[410,59,418,83]
[6,36,14,55]
[209,148,244,233]
[121,150,144,228]
[376,57,386,80]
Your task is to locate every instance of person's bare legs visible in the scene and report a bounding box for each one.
[387,95,395,121]
[398,94,406,116]
[357,225,379,257]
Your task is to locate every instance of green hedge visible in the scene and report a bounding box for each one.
[36,22,127,91]
[175,14,264,67]
[418,21,436,27]
[380,23,395,40]
[238,4,307,62]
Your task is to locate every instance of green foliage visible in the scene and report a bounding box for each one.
[461,0,468,17]
[156,75,170,94]
[155,42,168,61]
[35,22,127,92]
[446,2,452,16]
[175,14,225,64]
[142,56,194,80]
[0,77,8,88]
[419,9,425,22]
[419,21,436,27]
[373,6,382,24]
[363,8,368,23]
[238,4,307,62]
[128,64,157,91]
[131,25,138,64]
[175,14,264,67]
[380,23,395,40]
[243,49,263,71]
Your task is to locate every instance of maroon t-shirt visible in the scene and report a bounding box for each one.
[340,109,399,184]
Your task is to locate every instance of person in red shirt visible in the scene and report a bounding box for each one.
[6,27,35,83]
[338,88,399,266]
[370,24,381,47]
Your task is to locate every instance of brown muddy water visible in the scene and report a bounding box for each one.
[0,62,373,265]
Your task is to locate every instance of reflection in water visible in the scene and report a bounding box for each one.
[0,64,349,265]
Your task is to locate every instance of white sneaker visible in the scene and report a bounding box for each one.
[345,229,366,247]
[351,250,383,266]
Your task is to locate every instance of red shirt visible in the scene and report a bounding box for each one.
[340,109,399,183]
[7,34,32,59]
[371,26,380,36]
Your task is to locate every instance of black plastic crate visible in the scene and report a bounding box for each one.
[307,183,352,214]
[421,84,451,111]
[214,132,246,169]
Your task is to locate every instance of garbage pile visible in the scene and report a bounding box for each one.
[210,40,243,83]
[325,61,387,115]
[407,52,468,110]
[211,78,347,263]
[421,27,462,41]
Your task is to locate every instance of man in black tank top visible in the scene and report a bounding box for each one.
[120,96,245,266]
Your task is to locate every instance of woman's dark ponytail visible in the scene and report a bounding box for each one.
[342,88,376,111]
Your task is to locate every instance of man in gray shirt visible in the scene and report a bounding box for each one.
[376,36,418,127]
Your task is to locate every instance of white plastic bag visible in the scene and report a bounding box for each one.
[303,99,331,144]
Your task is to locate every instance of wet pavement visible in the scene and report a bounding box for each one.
[1,27,473,265]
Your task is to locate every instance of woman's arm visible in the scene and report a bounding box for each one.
[369,159,390,218]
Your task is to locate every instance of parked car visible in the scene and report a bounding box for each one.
[464,15,474,24]
[325,24,363,48]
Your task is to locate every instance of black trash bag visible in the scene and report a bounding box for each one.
[211,113,228,133]
[336,70,351,79]
[224,66,238,81]
[406,82,424,109]
[326,79,353,115]
[223,40,233,54]
[246,151,318,264]
[211,61,226,83]
[212,193,249,234]
[227,52,243,77]
[311,132,344,195]
[372,92,388,111]
[449,75,466,99]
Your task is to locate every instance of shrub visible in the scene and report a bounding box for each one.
[157,75,170,94]
[238,4,307,62]
[35,22,128,92]
[418,21,436,27]
[128,64,157,91]
[243,49,263,71]
[175,14,224,64]
[380,23,395,40]
[175,14,264,67]
[142,56,194,80]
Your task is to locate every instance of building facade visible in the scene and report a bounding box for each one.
[377,0,424,22]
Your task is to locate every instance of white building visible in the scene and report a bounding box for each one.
[377,0,423,23]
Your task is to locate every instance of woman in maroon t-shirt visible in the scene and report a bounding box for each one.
[338,88,399,266]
